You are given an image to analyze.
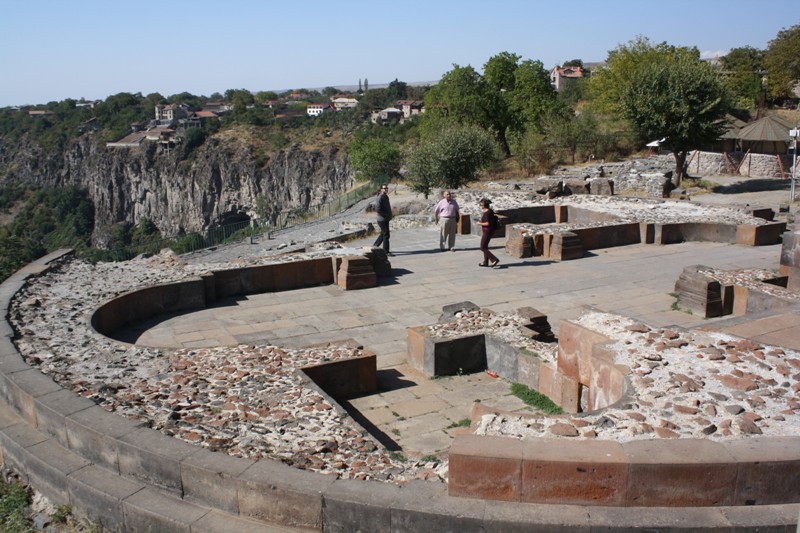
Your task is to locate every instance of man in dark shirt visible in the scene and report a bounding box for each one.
[373,184,393,255]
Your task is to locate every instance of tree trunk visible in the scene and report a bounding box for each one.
[672,150,687,187]
[496,128,512,158]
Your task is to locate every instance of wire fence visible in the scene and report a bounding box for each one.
[116,177,386,260]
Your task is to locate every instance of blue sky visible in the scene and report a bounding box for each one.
[1,0,797,107]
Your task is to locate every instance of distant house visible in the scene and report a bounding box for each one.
[154,104,189,123]
[550,65,585,92]
[371,107,402,124]
[203,102,233,113]
[28,110,54,117]
[331,97,359,110]
[394,100,424,119]
[307,103,332,117]
[75,100,100,109]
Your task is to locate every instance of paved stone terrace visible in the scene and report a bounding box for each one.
[124,226,792,455]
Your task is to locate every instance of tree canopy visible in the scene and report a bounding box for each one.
[763,24,800,101]
[620,57,730,182]
[407,123,498,197]
[348,137,402,182]
[720,46,764,110]
[589,36,700,115]
[422,53,558,157]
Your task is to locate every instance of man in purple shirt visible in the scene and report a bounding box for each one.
[433,190,460,251]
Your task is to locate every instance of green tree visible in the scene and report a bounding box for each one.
[720,46,764,109]
[620,57,730,184]
[423,64,487,127]
[254,91,278,105]
[763,24,800,102]
[386,79,409,101]
[545,109,599,164]
[589,36,699,115]
[424,54,559,157]
[482,52,522,157]
[407,123,498,197]
[349,138,402,181]
[509,59,562,134]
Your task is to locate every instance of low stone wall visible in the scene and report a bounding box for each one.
[687,150,793,178]
[2,252,800,529]
[448,319,800,508]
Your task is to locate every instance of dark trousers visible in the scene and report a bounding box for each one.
[374,220,390,252]
[480,230,498,264]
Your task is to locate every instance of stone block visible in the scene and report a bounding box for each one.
[34,388,94,445]
[554,204,568,223]
[780,231,800,290]
[587,356,627,412]
[181,447,254,514]
[536,363,581,414]
[557,320,611,386]
[65,406,145,472]
[640,222,655,244]
[67,465,145,531]
[25,439,90,505]
[588,177,614,195]
[337,256,377,290]
[484,335,519,381]
[122,487,207,533]
[503,227,532,258]
[301,353,377,397]
[726,436,800,505]
[733,284,796,316]
[118,428,200,495]
[623,439,737,506]
[321,478,400,533]
[549,231,582,261]
[520,439,628,505]
[237,458,334,530]
[516,351,541,389]
[3,368,62,426]
[736,221,787,246]
[674,265,724,318]
[449,435,523,501]
[573,223,641,250]
[391,481,484,533]
[653,223,684,244]
[406,327,486,377]
[457,213,471,234]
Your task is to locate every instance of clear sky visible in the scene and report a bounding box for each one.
[1,0,797,107]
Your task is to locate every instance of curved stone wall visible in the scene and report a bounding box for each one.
[1,251,798,530]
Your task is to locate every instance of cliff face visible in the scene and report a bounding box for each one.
[0,129,353,246]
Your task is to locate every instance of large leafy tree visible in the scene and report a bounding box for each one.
[407,123,498,197]
[763,24,800,102]
[509,59,563,133]
[589,36,699,115]
[348,138,402,182]
[423,53,558,157]
[620,57,730,184]
[720,46,764,110]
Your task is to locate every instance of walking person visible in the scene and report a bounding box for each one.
[433,190,460,251]
[477,198,500,268]
[373,184,393,255]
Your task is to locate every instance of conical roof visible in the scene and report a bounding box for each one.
[736,115,792,142]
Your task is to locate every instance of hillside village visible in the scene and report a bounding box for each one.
[98,63,589,149]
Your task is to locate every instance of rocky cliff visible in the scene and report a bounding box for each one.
[0,127,354,246]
